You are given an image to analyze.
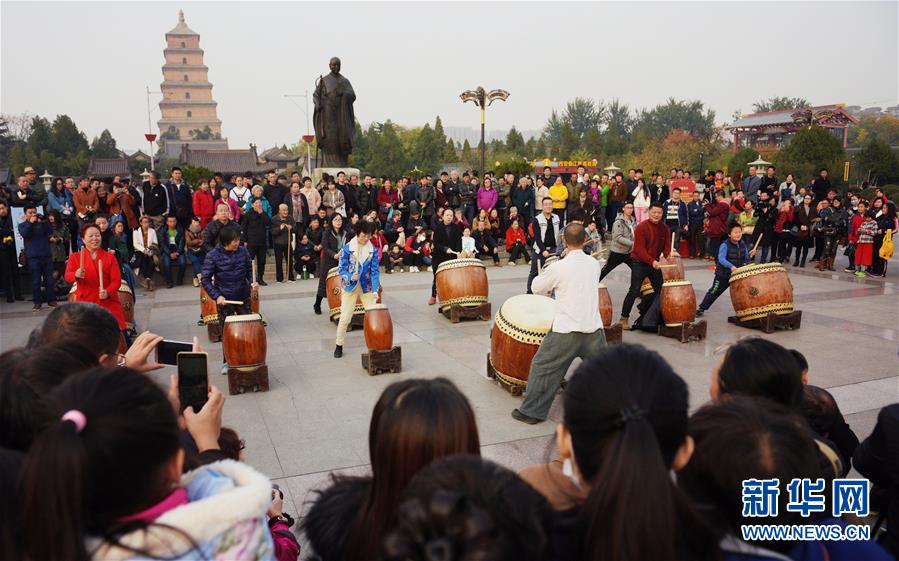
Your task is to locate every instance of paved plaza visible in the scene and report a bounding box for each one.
[1,253,896,553]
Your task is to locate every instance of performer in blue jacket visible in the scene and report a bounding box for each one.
[696,223,755,316]
[334,219,380,358]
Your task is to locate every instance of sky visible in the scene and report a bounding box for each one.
[2,1,897,152]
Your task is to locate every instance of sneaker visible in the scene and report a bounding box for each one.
[48,301,57,308]
[617,317,629,329]
[695,308,704,317]
[511,409,541,425]
[855,271,867,278]
[412,266,419,272]
[843,267,855,273]
[258,280,268,286]
[32,304,42,312]
[333,345,343,358]
[221,363,229,375]
[507,261,516,267]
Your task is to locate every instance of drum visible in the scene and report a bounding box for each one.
[199,284,219,326]
[489,294,557,389]
[660,280,696,327]
[223,313,267,368]
[640,277,654,297]
[119,283,135,333]
[435,258,488,313]
[326,267,383,321]
[251,286,260,314]
[363,304,393,351]
[542,255,559,270]
[729,263,794,321]
[661,253,685,281]
[597,283,613,328]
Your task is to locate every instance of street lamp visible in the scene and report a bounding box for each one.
[460,86,510,179]
[146,86,163,170]
[285,92,312,175]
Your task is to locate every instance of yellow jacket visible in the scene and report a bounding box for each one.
[549,183,568,209]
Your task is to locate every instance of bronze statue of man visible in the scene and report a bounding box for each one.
[313,57,356,167]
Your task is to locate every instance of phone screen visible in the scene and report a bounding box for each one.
[177,352,208,413]
[157,340,193,366]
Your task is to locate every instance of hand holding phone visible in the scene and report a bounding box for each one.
[178,352,209,414]
[156,339,193,366]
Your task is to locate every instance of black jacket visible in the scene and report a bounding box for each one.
[202,219,243,253]
[263,182,287,211]
[322,228,349,268]
[142,181,170,216]
[853,403,899,556]
[432,222,462,263]
[241,209,271,247]
[283,192,310,228]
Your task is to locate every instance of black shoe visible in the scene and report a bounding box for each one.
[32,304,41,312]
[793,260,799,267]
[333,345,343,358]
[313,304,322,315]
[258,280,268,286]
[511,409,541,425]
[47,301,57,308]
[695,308,704,317]
[15,295,23,301]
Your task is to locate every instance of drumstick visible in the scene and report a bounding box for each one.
[79,247,84,270]
[252,258,258,284]
[752,233,763,252]
[98,258,104,293]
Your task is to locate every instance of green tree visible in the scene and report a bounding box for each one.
[856,138,899,184]
[849,114,899,146]
[533,137,547,159]
[775,126,845,185]
[582,128,603,158]
[633,98,716,141]
[49,114,89,158]
[558,123,578,160]
[461,138,473,165]
[563,97,604,140]
[728,148,764,177]
[505,126,525,154]
[412,122,442,174]
[367,121,408,178]
[349,121,370,170]
[90,129,119,158]
[433,115,446,146]
[603,99,633,156]
[443,138,458,162]
[180,165,214,188]
[752,97,809,113]
[543,109,564,145]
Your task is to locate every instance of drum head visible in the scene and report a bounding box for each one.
[224,313,262,323]
[436,258,486,274]
[327,267,340,279]
[367,303,389,311]
[662,280,692,288]
[499,294,556,331]
[119,283,133,295]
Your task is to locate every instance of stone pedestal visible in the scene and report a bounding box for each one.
[313,167,361,185]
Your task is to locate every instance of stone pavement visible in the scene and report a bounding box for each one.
[1,252,896,555]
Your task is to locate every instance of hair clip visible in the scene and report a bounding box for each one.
[61,409,87,433]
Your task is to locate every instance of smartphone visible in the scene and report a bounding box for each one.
[177,352,208,413]
[156,339,193,366]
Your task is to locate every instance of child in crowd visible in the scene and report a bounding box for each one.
[387,243,404,272]
[294,233,316,278]
[854,210,878,277]
[459,226,476,258]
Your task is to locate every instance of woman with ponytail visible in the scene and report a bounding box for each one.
[520,343,717,561]
[21,367,276,561]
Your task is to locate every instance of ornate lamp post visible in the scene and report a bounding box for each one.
[40,170,53,189]
[302,134,315,177]
[460,87,509,179]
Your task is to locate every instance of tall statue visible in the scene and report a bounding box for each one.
[313,57,356,168]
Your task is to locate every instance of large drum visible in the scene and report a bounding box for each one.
[661,253,685,281]
[199,284,219,326]
[223,314,267,368]
[251,286,260,314]
[660,280,696,327]
[119,283,135,333]
[597,283,613,328]
[435,258,488,314]
[326,267,383,322]
[363,304,394,351]
[489,294,557,390]
[542,255,559,270]
[729,263,794,321]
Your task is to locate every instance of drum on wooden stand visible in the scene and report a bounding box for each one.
[661,253,685,281]
[223,313,267,368]
[729,263,794,321]
[118,283,135,334]
[435,258,489,314]
[363,304,394,351]
[660,280,697,327]
[198,284,222,342]
[597,283,613,327]
[488,294,556,395]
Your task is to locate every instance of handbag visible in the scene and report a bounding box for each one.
[788,225,800,237]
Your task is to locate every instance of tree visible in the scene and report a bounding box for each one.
[505,126,525,154]
[90,129,119,158]
[752,97,809,113]
[443,139,458,162]
[558,123,578,160]
[603,99,633,156]
[633,98,716,141]
[849,114,899,146]
[367,121,408,178]
[564,97,604,140]
[49,114,89,158]
[0,112,35,141]
[543,109,564,145]
[775,126,845,185]
[412,122,442,174]
[433,115,447,146]
[180,165,214,188]
[855,138,899,184]
[533,137,547,159]
[582,128,603,157]
[461,138,473,165]
[349,121,370,170]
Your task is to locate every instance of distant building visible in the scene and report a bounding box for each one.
[157,10,228,158]
[179,144,275,177]
[259,147,300,173]
[88,157,130,179]
[726,104,857,153]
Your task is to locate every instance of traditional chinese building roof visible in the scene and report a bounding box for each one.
[179,145,276,175]
[88,158,130,178]
[259,147,299,164]
[727,105,858,132]
[166,10,198,37]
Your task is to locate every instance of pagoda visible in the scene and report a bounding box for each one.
[157,10,228,157]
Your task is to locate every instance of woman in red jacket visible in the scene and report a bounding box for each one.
[377,179,400,222]
[192,179,215,228]
[504,217,530,266]
[65,222,126,330]
[773,199,795,263]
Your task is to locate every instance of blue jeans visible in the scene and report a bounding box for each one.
[162,252,187,285]
[27,255,54,304]
[187,251,204,279]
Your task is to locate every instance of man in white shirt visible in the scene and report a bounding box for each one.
[512,223,606,424]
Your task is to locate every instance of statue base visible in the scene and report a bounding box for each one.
[313,167,361,185]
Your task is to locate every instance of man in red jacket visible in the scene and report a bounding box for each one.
[703,189,730,263]
[618,201,670,328]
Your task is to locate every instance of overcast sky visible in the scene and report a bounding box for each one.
[2,1,897,152]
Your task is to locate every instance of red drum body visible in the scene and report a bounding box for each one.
[199,284,218,326]
[327,266,382,321]
[363,304,394,351]
[597,283,613,328]
[251,286,260,314]
[640,277,654,297]
[661,253,685,281]
[436,258,489,314]
[729,263,794,321]
[660,280,696,327]
[223,314,267,368]
[489,295,556,389]
[119,283,135,333]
